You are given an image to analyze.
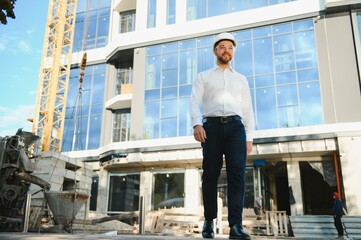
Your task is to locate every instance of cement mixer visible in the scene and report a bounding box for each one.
[0,129,50,231]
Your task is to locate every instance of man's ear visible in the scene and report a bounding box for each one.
[213,48,217,55]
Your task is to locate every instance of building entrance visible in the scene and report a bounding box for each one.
[300,161,337,215]
[258,159,338,215]
[260,161,291,215]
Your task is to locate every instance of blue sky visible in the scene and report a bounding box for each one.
[0,0,48,137]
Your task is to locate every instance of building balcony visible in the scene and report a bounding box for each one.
[105,93,132,112]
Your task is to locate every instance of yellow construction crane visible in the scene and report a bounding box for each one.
[32,0,78,152]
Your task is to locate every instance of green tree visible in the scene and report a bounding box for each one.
[0,0,17,25]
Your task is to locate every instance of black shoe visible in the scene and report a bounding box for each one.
[229,224,251,240]
[202,220,214,239]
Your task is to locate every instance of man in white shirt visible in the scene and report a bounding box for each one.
[190,32,254,239]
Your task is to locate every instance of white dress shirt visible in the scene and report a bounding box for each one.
[190,65,255,142]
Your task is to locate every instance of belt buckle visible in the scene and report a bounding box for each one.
[221,117,229,123]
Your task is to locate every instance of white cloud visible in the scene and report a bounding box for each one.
[26,28,36,35]
[0,33,16,53]
[0,105,34,137]
[18,41,32,53]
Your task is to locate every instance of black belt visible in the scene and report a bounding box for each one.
[203,115,241,124]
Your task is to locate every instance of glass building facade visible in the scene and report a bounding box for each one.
[54,0,361,223]
[187,0,297,20]
[62,64,105,151]
[73,0,111,52]
[62,0,111,151]
[143,19,323,139]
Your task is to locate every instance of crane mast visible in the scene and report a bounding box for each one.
[32,0,78,152]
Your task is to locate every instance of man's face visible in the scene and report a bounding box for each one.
[214,40,235,64]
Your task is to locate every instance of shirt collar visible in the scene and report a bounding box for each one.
[213,64,234,72]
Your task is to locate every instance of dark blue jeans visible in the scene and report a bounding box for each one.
[334,215,343,236]
[201,119,247,227]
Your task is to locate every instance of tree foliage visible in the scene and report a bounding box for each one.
[0,0,17,25]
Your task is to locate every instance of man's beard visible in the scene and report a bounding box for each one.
[217,53,232,64]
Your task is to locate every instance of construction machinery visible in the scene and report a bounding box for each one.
[0,129,51,231]
[32,0,78,152]
[1,0,94,232]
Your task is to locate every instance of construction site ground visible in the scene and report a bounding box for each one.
[0,232,338,240]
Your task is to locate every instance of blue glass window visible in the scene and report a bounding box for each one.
[256,75,274,88]
[162,87,177,99]
[299,83,323,126]
[179,50,196,85]
[277,85,299,127]
[254,37,274,75]
[197,47,213,72]
[144,19,323,139]
[62,64,105,151]
[179,98,192,136]
[148,0,157,28]
[187,0,297,20]
[73,0,111,52]
[161,118,177,138]
[144,101,160,139]
[294,31,317,69]
[145,56,161,89]
[145,89,160,101]
[256,88,278,129]
[233,40,253,77]
[112,109,131,142]
[297,69,319,82]
[273,22,292,35]
[230,0,248,12]
[187,0,206,21]
[120,10,136,33]
[208,0,228,17]
[167,0,176,25]
[276,72,296,85]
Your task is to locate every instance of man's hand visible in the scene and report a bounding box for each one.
[247,141,253,155]
[193,125,207,142]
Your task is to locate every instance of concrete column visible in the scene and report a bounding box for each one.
[287,161,303,215]
[110,8,120,41]
[176,0,186,23]
[315,13,361,123]
[338,136,361,215]
[139,171,153,212]
[100,64,117,146]
[96,168,109,212]
[130,47,146,140]
[135,0,148,31]
[184,169,200,214]
[156,0,166,27]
